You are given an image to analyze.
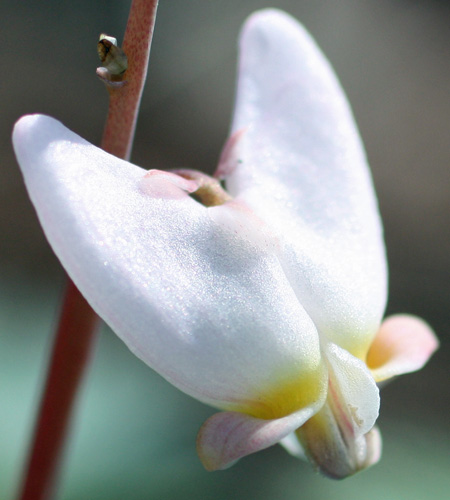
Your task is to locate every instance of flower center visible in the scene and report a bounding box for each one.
[229,362,327,420]
[172,169,232,207]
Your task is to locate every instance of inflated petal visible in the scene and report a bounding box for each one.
[226,9,387,358]
[13,114,327,414]
[367,314,439,382]
[197,396,324,471]
[296,343,380,478]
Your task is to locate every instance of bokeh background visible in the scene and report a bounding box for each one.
[1,0,449,499]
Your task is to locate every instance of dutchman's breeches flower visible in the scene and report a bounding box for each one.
[13,10,438,478]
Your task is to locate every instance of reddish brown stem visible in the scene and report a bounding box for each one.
[17,1,159,499]
[17,282,99,500]
[102,0,159,160]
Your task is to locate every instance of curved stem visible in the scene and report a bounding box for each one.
[17,282,99,500]
[17,1,159,499]
[101,0,159,160]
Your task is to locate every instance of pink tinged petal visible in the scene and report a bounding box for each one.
[13,114,325,414]
[364,425,382,467]
[197,398,324,471]
[214,128,246,180]
[228,9,387,358]
[141,169,199,199]
[296,343,381,478]
[367,314,439,382]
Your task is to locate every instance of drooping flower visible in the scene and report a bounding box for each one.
[12,9,438,478]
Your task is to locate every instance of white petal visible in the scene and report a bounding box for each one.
[326,342,380,437]
[296,343,380,478]
[279,432,307,460]
[13,114,325,412]
[196,402,321,470]
[226,9,387,357]
[367,314,439,382]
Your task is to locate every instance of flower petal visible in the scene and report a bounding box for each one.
[13,114,326,414]
[196,398,323,471]
[296,343,380,478]
[226,9,387,357]
[367,314,439,382]
[279,432,307,460]
[325,343,380,437]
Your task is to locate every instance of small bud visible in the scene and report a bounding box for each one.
[96,34,128,88]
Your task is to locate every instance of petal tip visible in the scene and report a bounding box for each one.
[196,408,318,471]
[196,412,242,471]
[368,314,439,382]
[241,8,310,49]
[13,113,53,137]
[12,114,66,163]
[12,114,39,144]
[244,8,298,29]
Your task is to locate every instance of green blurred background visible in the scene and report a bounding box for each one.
[1,0,449,498]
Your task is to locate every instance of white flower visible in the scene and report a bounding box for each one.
[12,9,438,477]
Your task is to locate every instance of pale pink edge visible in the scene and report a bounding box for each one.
[369,314,439,382]
[364,425,382,468]
[214,128,247,179]
[196,406,317,471]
